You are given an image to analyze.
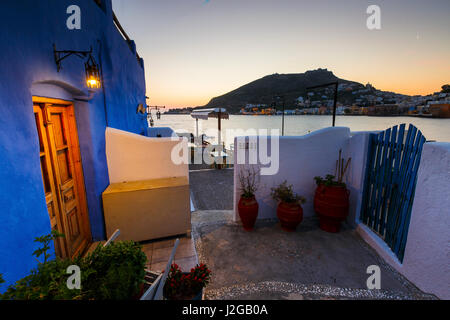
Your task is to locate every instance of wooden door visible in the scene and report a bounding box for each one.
[33,98,91,258]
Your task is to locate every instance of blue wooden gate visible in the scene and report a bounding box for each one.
[360,124,426,262]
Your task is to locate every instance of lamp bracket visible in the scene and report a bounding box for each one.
[53,44,93,72]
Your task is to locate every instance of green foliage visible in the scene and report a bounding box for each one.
[0,273,4,285]
[314,174,346,187]
[0,256,89,300]
[33,230,65,264]
[271,181,306,205]
[0,232,147,300]
[238,166,260,199]
[82,241,147,300]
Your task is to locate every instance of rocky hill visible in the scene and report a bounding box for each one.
[200,68,406,113]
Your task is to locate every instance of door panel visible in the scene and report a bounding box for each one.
[34,106,67,258]
[34,100,91,258]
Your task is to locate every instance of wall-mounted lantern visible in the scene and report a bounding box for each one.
[53,44,102,89]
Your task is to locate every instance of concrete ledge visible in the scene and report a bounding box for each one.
[355,222,403,271]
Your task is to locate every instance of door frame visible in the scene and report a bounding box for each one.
[33,96,92,258]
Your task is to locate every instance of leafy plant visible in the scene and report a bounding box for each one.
[163,263,211,300]
[238,166,260,199]
[0,232,147,300]
[33,230,65,264]
[314,174,346,187]
[314,149,351,187]
[82,241,147,300]
[271,181,306,205]
[0,255,90,300]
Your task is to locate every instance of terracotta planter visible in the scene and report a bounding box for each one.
[314,184,350,233]
[277,202,303,232]
[238,196,259,231]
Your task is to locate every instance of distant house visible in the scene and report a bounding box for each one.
[368,104,399,116]
[336,106,346,115]
[429,104,450,118]
[0,0,147,288]
[350,105,361,115]
[360,106,369,115]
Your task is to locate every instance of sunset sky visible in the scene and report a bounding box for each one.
[112,0,450,108]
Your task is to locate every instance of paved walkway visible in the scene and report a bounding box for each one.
[141,236,198,273]
[191,211,435,300]
[189,169,436,300]
[189,168,234,210]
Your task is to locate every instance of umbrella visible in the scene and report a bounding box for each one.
[190,108,229,145]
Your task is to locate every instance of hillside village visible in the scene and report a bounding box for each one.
[239,83,450,117]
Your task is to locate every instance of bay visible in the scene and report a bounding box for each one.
[154,114,450,147]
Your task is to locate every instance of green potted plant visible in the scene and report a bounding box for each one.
[83,240,147,300]
[271,181,306,232]
[314,150,351,233]
[237,166,260,231]
[0,231,147,300]
[163,263,211,300]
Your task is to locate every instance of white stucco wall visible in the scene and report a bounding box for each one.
[105,127,188,183]
[233,127,353,220]
[357,142,450,299]
[343,132,371,228]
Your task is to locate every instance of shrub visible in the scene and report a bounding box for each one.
[314,174,346,187]
[271,181,306,205]
[0,255,91,300]
[314,149,351,187]
[238,166,260,199]
[83,241,147,300]
[0,232,147,300]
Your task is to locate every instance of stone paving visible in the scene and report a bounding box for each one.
[189,168,234,210]
[141,236,198,273]
[186,169,437,300]
[191,211,436,300]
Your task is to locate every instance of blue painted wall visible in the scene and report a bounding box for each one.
[0,0,147,289]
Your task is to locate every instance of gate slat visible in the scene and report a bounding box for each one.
[385,124,405,244]
[386,125,414,246]
[394,131,424,256]
[390,125,417,249]
[360,134,376,223]
[374,128,391,232]
[397,135,426,260]
[368,131,385,228]
[379,125,397,236]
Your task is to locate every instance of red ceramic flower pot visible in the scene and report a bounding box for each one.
[238,196,259,231]
[277,202,303,232]
[314,184,350,233]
